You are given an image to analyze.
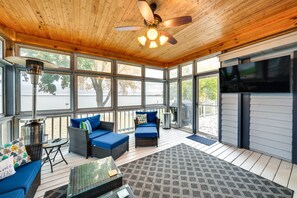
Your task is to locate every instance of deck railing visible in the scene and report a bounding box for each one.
[17,107,166,139]
[0,117,13,146]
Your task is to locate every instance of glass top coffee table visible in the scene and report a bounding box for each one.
[67,157,123,198]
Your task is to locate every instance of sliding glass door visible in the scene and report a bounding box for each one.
[197,75,218,137]
[181,79,193,129]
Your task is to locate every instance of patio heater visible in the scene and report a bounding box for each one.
[5,56,56,148]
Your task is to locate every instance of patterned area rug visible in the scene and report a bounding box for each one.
[119,143,293,198]
[186,134,216,146]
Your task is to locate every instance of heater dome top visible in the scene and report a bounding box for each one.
[5,56,57,68]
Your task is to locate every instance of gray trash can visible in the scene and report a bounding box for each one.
[163,112,171,129]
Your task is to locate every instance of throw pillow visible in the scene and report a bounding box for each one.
[137,114,147,124]
[80,120,92,134]
[0,156,16,180]
[0,137,31,169]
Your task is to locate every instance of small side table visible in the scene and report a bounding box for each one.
[42,138,68,173]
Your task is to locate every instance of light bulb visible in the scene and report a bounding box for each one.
[138,36,147,46]
[147,28,158,40]
[149,41,158,48]
[159,35,168,45]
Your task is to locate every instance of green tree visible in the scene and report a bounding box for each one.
[199,77,217,103]
[21,48,138,107]
[182,80,192,101]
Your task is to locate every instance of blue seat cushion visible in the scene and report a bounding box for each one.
[0,160,41,195]
[71,115,101,130]
[91,133,129,150]
[137,123,157,127]
[136,111,157,123]
[89,129,111,140]
[135,127,158,138]
[0,189,24,198]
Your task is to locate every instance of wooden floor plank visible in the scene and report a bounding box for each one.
[217,146,236,160]
[232,150,253,167]
[261,157,281,181]
[224,148,245,163]
[240,152,261,171]
[211,145,230,157]
[250,154,271,175]
[288,164,297,197]
[273,160,293,187]
[205,143,224,154]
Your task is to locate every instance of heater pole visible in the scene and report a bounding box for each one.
[32,74,38,119]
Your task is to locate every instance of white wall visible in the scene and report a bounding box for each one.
[249,94,293,161]
[221,93,239,146]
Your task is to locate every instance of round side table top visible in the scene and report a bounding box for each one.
[43,138,68,148]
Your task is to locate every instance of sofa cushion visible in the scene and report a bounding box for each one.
[0,189,24,198]
[137,123,157,128]
[71,115,101,130]
[135,127,158,138]
[136,111,157,123]
[89,129,111,140]
[0,137,31,169]
[0,160,41,195]
[92,133,129,150]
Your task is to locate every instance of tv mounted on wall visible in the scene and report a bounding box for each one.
[219,55,291,93]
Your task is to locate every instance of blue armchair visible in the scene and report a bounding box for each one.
[134,111,160,137]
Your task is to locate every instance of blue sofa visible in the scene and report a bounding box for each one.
[68,115,129,160]
[0,145,42,198]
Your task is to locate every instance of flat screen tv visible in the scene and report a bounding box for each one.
[219,55,291,93]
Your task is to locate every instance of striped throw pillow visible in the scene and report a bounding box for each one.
[137,114,147,124]
[80,120,93,134]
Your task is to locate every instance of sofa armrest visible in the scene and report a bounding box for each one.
[68,126,89,142]
[26,144,42,161]
[134,118,139,129]
[99,121,114,132]
[156,118,160,137]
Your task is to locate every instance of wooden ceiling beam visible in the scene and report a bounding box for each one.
[0,24,16,40]
[13,32,166,67]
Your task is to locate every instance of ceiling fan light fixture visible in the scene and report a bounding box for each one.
[147,28,158,40]
[138,36,147,46]
[149,41,158,48]
[159,35,168,45]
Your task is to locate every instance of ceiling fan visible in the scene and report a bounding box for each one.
[115,0,192,48]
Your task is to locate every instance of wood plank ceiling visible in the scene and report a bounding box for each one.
[0,0,297,67]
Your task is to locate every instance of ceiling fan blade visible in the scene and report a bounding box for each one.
[137,0,155,23]
[162,16,192,27]
[160,31,177,45]
[115,26,144,31]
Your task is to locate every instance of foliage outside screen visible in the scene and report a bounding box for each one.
[20,48,70,68]
[77,76,111,108]
[117,63,141,76]
[77,57,111,73]
[199,77,218,103]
